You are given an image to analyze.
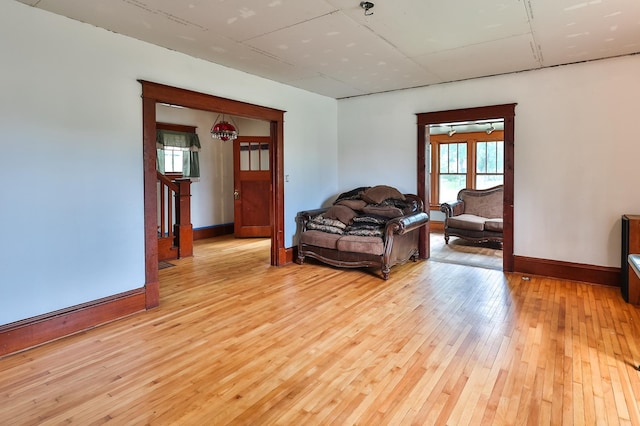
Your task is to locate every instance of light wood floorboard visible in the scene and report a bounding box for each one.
[1,236,640,425]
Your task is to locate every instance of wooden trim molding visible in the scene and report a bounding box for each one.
[193,224,234,240]
[0,289,146,358]
[139,79,287,294]
[417,104,516,272]
[430,221,445,232]
[514,255,620,287]
[156,122,197,133]
[143,95,160,308]
[284,247,295,264]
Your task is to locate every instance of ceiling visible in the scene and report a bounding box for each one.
[17,0,640,99]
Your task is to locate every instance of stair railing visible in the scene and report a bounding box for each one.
[157,171,193,258]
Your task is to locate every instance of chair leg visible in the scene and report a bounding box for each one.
[382,265,390,280]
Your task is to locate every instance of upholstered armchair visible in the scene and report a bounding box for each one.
[440,185,503,245]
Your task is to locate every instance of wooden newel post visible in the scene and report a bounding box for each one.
[174,178,193,258]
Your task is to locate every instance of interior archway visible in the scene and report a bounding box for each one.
[416,104,516,272]
[140,81,286,308]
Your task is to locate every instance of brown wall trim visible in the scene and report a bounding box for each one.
[193,224,234,240]
[285,246,620,286]
[514,255,621,287]
[284,247,295,264]
[156,122,197,133]
[430,221,444,232]
[417,103,516,272]
[0,289,146,358]
[140,80,286,274]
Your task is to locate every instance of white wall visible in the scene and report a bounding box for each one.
[338,54,640,268]
[0,1,337,326]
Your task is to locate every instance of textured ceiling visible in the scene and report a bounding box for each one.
[17,0,640,99]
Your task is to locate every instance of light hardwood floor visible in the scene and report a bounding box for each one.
[430,231,503,271]
[2,236,640,425]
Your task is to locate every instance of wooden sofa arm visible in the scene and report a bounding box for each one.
[385,212,429,236]
[295,208,328,233]
[296,208,328,222]
[440,200,464,217]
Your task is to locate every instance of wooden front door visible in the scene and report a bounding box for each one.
[233,136,271,238]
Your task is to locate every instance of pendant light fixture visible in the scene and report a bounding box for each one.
[210,114,238,141]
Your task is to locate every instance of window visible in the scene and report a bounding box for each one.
[439,142,467,204]
[162,146,184,173]
[156,123,201,179]
[429,131,504,207]
[240,142,270,171]
[476,141,504,189]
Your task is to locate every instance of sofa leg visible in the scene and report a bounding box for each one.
[297,254,305,265]
[382,266,390,280]
[444,235,449,244]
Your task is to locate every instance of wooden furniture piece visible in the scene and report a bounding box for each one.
[296,189,429,280]
[627,255,640,306]
[439,185,503,245]
[621,214,640,304]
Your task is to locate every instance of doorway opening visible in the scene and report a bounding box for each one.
[428,119,505,270]
[140,80,286,309]
[416,104,516,272]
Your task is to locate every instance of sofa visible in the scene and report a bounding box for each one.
[295,185,429,280]
[439,185,503,245]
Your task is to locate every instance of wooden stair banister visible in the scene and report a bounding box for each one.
[173,178,193,258]
[157,171,193,260]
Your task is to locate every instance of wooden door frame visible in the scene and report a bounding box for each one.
[140,81,286,308]
[416,104,516,272]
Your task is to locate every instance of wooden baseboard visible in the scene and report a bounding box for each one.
[0,289,147,358]
[430,221,444,232]
[2,251,618,358]
[158,236,178,261]
[514,255,621,287]
[193,224,234,240]
[285,247,295,264]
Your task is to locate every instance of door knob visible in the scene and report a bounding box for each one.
[234,190,240,200]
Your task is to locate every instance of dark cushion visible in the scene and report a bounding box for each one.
[345,227,384,237]
[336,235,384,255]
[306,215,346,234]
[324,205,358,225]
[361,185,406,204]
[362,205,404,218]
[352,214,387,225]
[335,186,370,202]
[335,199,367,211]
